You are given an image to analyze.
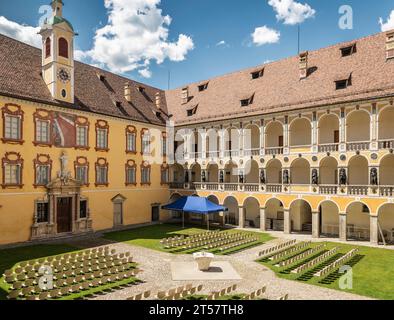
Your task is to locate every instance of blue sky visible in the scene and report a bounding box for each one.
[0,0,393,89]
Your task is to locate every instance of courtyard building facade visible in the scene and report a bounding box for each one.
[0,1,394,247]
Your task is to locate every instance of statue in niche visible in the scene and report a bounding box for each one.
[201,171,206,183]
[58,151,71,183]
[184,171,189,183]
[312,169,319,185]
[339,168,347,185]
[370,168,378,186]
[260,170,266,184]
[219,170,224,184]
[239,171,245,184]
[283,170,289,185]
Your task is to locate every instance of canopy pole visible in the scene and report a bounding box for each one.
[207,214,210,231]
[182,211,185,229]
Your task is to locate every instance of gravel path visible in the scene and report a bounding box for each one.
[66,237,372,301]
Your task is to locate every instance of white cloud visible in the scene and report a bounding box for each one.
[268,0,315,25]
[216,40,226,46]
[252,26,280,46]
[138,68,152,78]
[0,16,41,47]
[80,0,194,75]
[379,10,394,32]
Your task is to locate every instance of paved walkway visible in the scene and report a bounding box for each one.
[66,236,372,301]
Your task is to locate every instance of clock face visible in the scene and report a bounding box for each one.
[57,68,70,83]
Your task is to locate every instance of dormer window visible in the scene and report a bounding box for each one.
[240,94,254,107]
[187,105,198,117]
[97,73,106,81]
[386,31,394,59]
[181,87,189,104]
[251,69,264,80]
[198,82,209,92]
[341,43,356,57]
[138,86,145,93]
[335,74,352,90]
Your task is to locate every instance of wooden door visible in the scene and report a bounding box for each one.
[334,130,340,143]
[152,206,160,222]
[278,136,284,147]
[113,202,123,227]
[57,197,72,233]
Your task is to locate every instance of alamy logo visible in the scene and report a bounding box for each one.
[38,5,52,27]
[338,265,353,290]
[38,265,54,290]
[339,5,353,30]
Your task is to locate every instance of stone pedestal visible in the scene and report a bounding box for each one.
[193,252,214,271]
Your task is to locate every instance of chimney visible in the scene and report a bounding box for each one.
[386,30,394,60]
[124,82,132,102]
[299,51,308,79]
[181,87,189,104]
[155,92,161,109]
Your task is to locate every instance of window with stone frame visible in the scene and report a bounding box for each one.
[125,160,137,186]
[126,126,137,154]
[161,164,169,184]
[34,155,52,187]
[95,120,109,151]
[2,152,23,188]
[75,157,89,186]
[2,104,24,144]
[33,109,52,146]
[36,201,49,223]
[95,158,108,186]
[141,129,151,155]
[141,161,151,185]
[75,117,90,150]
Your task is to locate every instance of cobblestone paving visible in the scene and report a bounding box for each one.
[67,236,373,301]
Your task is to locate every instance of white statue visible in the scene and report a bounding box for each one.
[58,152,70,181]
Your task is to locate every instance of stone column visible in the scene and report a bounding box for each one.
[312,211,320,239]
[339,213,347,241]
[260,120,265,156]
[284,209,291,234]
[238,206,245,228]
[370,215,379,245]
[312,112,318,147]
[260,207,266,231]
[201,130,207,159]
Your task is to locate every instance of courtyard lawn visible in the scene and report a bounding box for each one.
[258,242,394,300]
[0,244,78,300]
[103,223,274,255]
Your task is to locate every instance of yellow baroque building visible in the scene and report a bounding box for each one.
[1,1,394,247]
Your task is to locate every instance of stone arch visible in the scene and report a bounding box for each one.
[190,163,201,183]
[243,197,261,228]
[265,198,285,231]
[377,203,394,243]
[245,159,259,183]
[380,154,394,186]
[266,159,282,184]
[224,160,239,183]
[318,113,340,144]
[244,123,260,151]
[265,121,284,148]
[171,164,185,183]
[224,126,240,151]
[206,128,220,154]
[319,156,338,185]
[289,117,312,147]
[207,162,219,183]
[207,195,221,223]
[346,109,370,142]
[223,196,239,226]
[318,200,340,237]
[291,158,310,185]
[348,155,369,185]
[378,106,394,141]
[346,201,370,241]
[289,199,313,234]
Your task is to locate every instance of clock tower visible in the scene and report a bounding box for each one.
[40,0,76,104]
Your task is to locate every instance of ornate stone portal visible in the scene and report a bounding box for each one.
[31,152,93,240]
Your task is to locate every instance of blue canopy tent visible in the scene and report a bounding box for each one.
[162,196,228,230]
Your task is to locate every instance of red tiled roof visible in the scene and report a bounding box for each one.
[0,34,168,125]
[165,32,394,126]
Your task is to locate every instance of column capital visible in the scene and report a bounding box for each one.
[259,207,266,210]
[312,211,319,215]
